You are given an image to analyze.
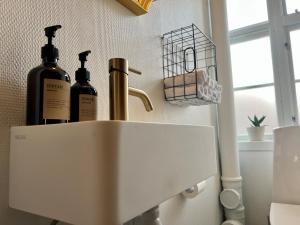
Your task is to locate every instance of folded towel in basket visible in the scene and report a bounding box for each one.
[165,83,210,99]
[164,70,208,88]
[165,83,222,103]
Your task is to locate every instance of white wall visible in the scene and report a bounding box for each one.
[239,142,273,225]
[0,0,222,225]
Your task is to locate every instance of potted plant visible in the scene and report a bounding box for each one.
[247,115,266,141]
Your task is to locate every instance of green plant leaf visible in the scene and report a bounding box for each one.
[254,115,259,124]
[258,116,266,125]
[248,116,255,126]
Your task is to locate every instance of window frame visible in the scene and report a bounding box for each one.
[229,0,300,131]
[282,0,300,16]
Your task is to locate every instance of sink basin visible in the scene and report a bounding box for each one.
[9,121,217,225]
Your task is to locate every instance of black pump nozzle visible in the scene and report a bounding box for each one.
[76,50,92,81]
[41,25,62,61]
[44,25,62,45]
[79,50,91,69]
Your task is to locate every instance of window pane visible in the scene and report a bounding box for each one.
[285,0,300,14]
[234,86,278,135]
[295,83,300,119]
[231,37,274,88]
[227,0,268,30]
[290,29,300,80]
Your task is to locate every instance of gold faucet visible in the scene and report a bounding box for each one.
[109,58,153,121]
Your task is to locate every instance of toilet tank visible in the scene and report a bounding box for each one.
[273,126,300,204]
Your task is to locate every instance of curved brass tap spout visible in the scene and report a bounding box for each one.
[129,87,153,112]
[109,58,154,121]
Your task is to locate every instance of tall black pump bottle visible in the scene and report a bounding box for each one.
[71,50,97,122]
[26,25,71,125]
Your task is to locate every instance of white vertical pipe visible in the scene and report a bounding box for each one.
[210,0,240,179]
[210,0,245,224]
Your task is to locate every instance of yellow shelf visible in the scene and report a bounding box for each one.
[117,0,152,16]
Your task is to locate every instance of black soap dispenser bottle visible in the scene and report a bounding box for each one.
[26,25,71,125]
[70,50,97,122]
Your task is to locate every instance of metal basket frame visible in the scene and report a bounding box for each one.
[162,24,218,102]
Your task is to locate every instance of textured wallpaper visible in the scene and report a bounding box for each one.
[0,0,221,224]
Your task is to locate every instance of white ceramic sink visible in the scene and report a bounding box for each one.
[9,121,217,225]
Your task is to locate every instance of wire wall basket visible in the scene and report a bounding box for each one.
[162,24,222,106]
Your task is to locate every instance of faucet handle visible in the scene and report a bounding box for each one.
[109,58,142,75]
[129,67,142,75]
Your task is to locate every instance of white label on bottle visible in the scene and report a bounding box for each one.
[79,94,97,121]
[43,79,70,120]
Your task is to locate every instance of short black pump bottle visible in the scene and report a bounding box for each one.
[26,25,71,125]
[71,50,97,122]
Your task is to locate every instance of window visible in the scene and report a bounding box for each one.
[227,0,300,137]
[290,29,300,79]
[234,87,278,135]
[231,37,274,88]
[290,29,300,118]
[226,0,268,30]
[285,0,300,15]
[231,37,278,135]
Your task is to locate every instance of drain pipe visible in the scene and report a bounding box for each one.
[209,0,245,224]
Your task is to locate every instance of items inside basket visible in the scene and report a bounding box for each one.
[162,24,222,106]
[164,70,222,105]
